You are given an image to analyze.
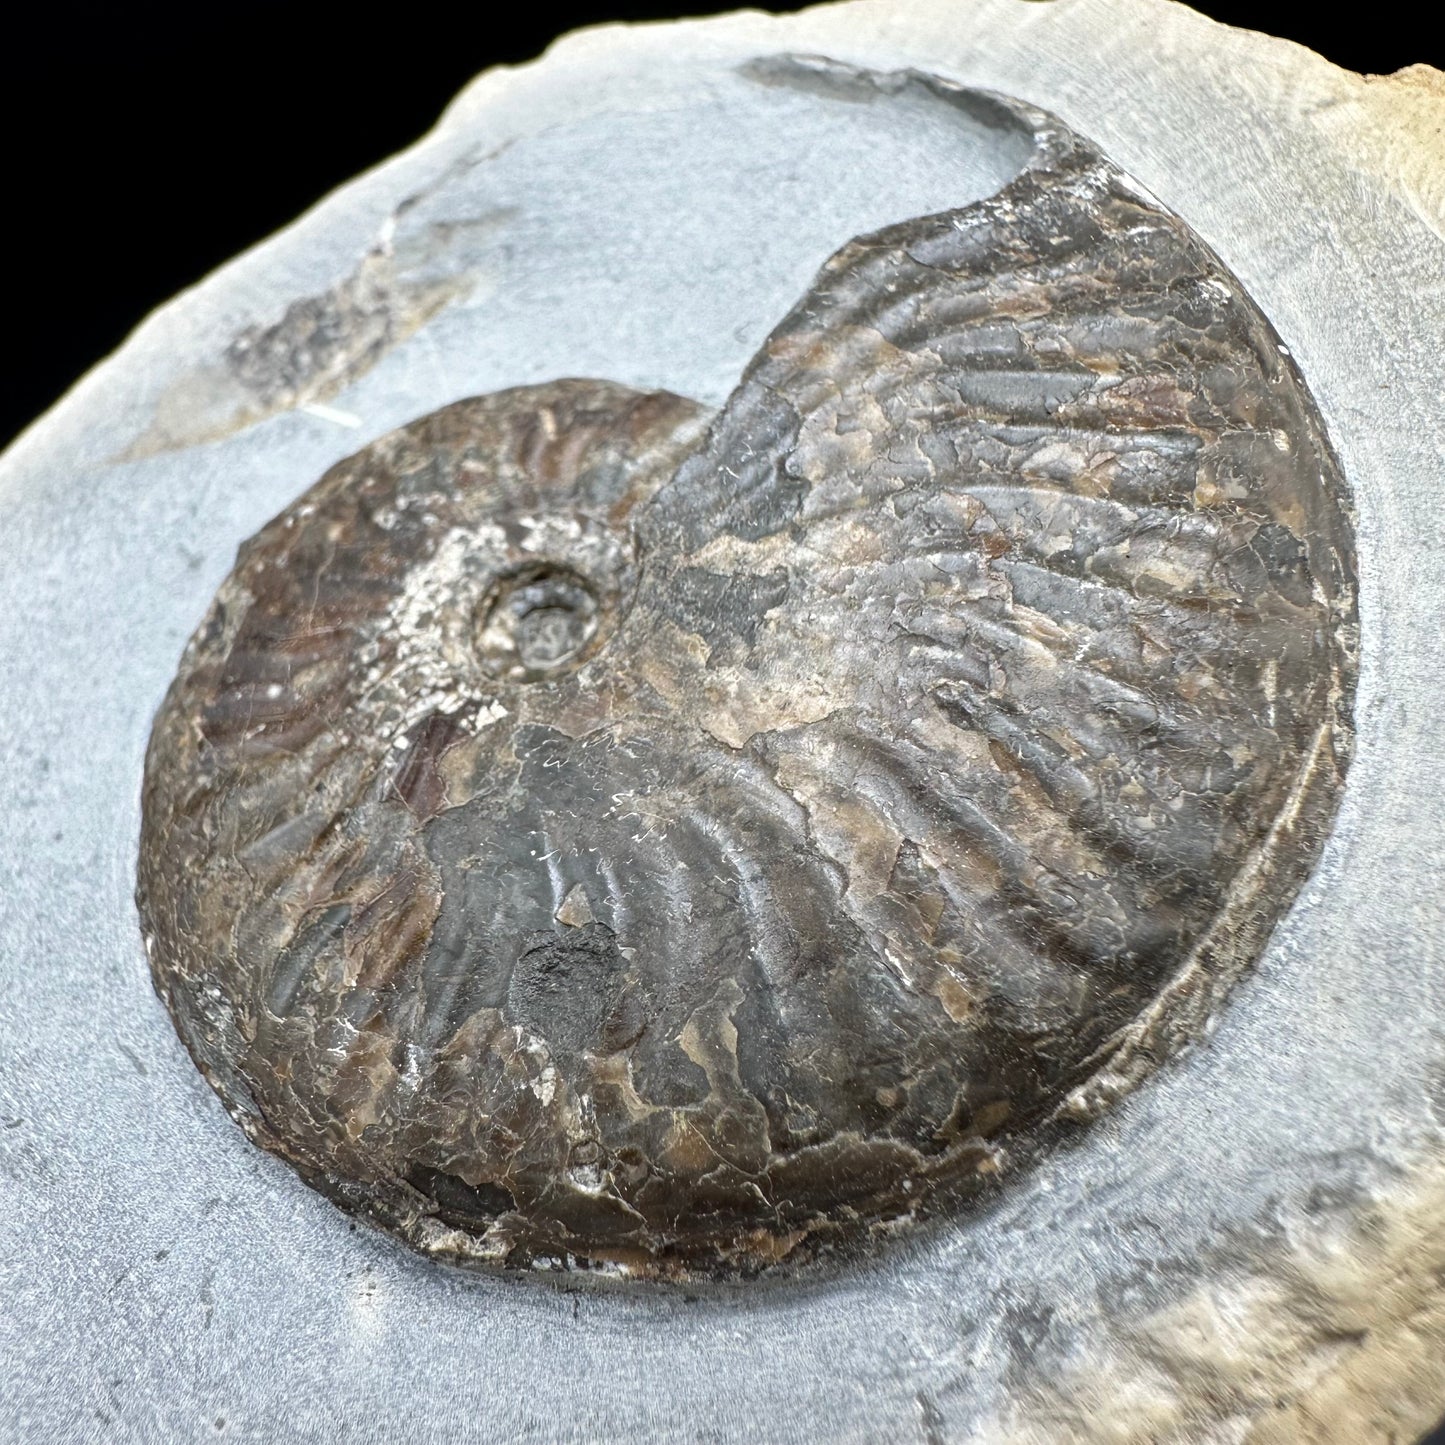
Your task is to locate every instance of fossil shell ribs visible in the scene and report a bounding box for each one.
[138,80,1355,1278]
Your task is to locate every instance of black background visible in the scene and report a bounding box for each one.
[0,3,1436,452]
[3,5,1442,1439]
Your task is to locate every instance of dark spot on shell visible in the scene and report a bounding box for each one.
[508,925,631,1057]
[137,66,1356,1281]
[405,1166,518,1231]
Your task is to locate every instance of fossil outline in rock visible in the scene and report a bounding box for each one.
[137,58,1357,1280]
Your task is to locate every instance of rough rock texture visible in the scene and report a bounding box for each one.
[138,76,1355,1277]
[3,3,1443,1442]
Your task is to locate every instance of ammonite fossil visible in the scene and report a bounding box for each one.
[138,63,1356,1279]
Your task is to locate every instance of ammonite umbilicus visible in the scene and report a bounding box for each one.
[137,64,1356,1279]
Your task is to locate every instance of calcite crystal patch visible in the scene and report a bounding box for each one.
[137,65,1356,1279]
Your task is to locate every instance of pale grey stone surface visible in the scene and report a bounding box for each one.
[1,3,1442,1440]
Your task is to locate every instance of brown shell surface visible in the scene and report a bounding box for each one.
[138,76,1357,1279]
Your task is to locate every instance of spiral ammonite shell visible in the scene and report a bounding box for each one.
[138,67,1356,1279]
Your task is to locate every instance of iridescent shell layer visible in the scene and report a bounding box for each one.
[138,67,1356,1278]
